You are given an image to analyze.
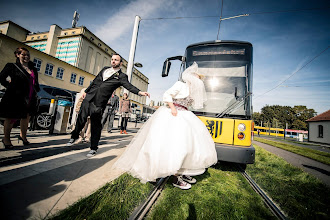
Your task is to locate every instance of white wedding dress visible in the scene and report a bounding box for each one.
[113,96,218,183]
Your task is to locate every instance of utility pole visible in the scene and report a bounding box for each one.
[126,15,141,82]
[125,15,141,93]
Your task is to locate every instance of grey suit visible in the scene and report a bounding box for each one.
[101,94,119,132]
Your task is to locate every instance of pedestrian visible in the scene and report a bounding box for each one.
[257,129,260,136]
[101,91,119,133]
[66,54,150,157]
[119,92,131,134]
[113,62,217,190]
[74,88,91,143]
[0,47,40,149]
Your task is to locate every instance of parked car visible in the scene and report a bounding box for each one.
[33,84,76,129]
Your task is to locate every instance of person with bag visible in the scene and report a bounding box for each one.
[119,92,131,134]
[74,88,91,143]
[0,47,40,148]
[101,91,119,133]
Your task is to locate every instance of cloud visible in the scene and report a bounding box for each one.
[94,0,171,45]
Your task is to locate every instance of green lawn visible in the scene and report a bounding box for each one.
[147,165,275,219]
[246,144,330,219]
[50,173,153,220]
[254,137,330,165]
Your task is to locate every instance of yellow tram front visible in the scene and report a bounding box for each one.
[162,40,255,164]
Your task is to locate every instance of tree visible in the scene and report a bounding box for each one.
[252,112,262,126]
[254,105,316,130]
[292,119,307,130]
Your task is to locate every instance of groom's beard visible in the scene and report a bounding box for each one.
[112,63,120,68]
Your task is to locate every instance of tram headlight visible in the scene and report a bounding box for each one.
[237,132,245,140]
[238,123,246,132]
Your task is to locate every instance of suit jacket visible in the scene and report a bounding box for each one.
[0,61,40,118]
[85,67,140,108]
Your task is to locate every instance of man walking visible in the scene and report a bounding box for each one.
[66,54,150,157]
[101,91,119,133]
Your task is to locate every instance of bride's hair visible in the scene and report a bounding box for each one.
[182,62,207,109]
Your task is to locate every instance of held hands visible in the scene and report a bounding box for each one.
[138,91,150,98]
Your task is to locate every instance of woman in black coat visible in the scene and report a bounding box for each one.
[0,47,40,148]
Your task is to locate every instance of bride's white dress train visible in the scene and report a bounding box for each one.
[113,105,218,183]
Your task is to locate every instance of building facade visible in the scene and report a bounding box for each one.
[306,110,330,145]
[0,20,149,113]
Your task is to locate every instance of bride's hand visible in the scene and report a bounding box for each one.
[171,107,177,116]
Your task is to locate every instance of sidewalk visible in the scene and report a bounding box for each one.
[0,121,143,220]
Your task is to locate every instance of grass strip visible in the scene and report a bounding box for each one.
[147,165,276,220]
[247,144,330,219]
[50,173,153,220]
[254,137,330,165]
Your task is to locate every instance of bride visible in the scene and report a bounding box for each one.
[113,62,217,189]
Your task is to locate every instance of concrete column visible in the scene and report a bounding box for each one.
[45,24,62,56]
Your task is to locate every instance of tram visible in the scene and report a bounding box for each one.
[162,40,255,164]
[254,126,284,137]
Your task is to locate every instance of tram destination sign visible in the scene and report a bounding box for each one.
[193,49,245,56]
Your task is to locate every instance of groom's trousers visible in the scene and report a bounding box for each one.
[71,99,104,150]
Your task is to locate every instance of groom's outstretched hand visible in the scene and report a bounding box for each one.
[138,91,150,98]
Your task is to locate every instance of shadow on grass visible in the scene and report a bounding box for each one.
[303,164,330,176]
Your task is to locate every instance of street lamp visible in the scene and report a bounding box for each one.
[134,62,143,68]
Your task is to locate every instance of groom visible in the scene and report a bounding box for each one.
[67,54,150,157]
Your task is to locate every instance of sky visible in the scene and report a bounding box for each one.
[1,0,329,114]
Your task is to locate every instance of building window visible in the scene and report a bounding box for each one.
[98,43,102,47]
[33,58,42,72]
[105,48,108,52]
[43,35,47,38]
[72,31,75,34]
[90,37,94,41]
[64,32,68,35]
[318,125,324,138]
[37,36,40,39]
[78,76,85,86]
[70,73,77,84]
[45,63,54,76]
[56,67,64,80]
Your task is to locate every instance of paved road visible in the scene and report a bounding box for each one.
[0,123,140,220]
[253,140,330,187]
[256,135,330,153]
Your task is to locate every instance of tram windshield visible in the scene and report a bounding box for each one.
[185,43,252,117]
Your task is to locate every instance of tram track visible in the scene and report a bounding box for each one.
[238,165,287,220]
[129,177,170,220]
[128,165,287,220]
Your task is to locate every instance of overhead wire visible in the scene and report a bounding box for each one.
[254,46,330,100]
[141,7,330,21]
[216,0,224,40]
